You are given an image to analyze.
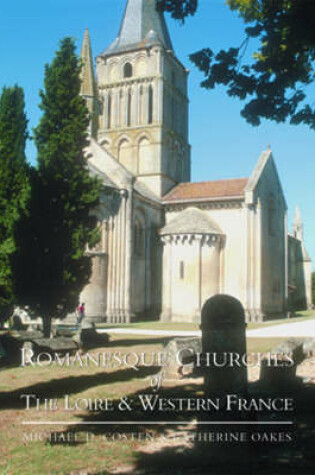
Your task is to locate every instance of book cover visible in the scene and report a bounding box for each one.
[1,1,314,474]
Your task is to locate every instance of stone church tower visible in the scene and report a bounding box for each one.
[93,0,190,197]
[79,0,311,324]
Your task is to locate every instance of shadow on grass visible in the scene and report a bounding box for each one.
[52,380,315,475]
[0,366,160,410]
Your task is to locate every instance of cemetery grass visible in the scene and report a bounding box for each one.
[0,335,298,474]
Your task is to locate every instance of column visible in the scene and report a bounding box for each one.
[103,93,109,129]
[144,84,149,124]
[120,190,127,320]
[114,90,119,128]
[194,235,203,321]
[132,84,138,125]
[124,186,134,322]
[107,216,114,322]
[115,199,122,321]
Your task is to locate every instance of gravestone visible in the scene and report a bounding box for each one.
[260,338,308,389]
[32,337,78,354]
[11,314,25,331]
[0,331,78,364]
[74,320,110,348]
[198,295,251,470]
[201,294,248,396]
[160,337,202,380]
[302,338,315,357]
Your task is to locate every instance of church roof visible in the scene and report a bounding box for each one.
[163,178,248,203]
[160,207,223,235]
[100,0,173,56]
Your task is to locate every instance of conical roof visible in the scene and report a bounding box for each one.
[101,0,173,56]
[160,207,223,235]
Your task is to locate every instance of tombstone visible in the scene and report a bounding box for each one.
[74,320,110,348]
[259,338,306,389]
[160,337,202,380]
[32,337,78,354]
[198,295,251,470]
[11,314,25,331]
[201,294,248,396]
[303,338,315,357]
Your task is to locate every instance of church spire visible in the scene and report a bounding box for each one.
[102,0,173,56]
[293,206,303,240]
[80,28,98,137]
[80,28,96,97]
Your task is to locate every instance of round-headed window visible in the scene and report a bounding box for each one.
[123,62,133,78]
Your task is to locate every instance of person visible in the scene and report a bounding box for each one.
[77,303,85,325]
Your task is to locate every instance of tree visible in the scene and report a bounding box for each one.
[15,38,101,336]
[0,86,29,318]
[157,0,315,129]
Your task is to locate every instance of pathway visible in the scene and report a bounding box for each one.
[97,318,315,338]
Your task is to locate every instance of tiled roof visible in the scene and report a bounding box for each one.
[101,0,173,56]
[163,178,248,202]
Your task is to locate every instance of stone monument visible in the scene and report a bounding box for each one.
[201,294,248,396]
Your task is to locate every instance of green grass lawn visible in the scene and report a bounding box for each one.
[95,310,315,332]
[0,334,288,474]
[95,321,201,331]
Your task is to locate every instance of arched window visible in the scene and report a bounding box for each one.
[148,85,153,124]
[179,261,185,280]
[139,85,144,123]
[119,89,124,126]
[127,88,132,127]
[107,93,112,129]
[123,62,133,78]
[138,137,152,174]
[118,139,129,166]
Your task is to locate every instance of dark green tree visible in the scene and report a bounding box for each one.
[157,0,315,129]
[0,86,29,319]
[16,38,101,336]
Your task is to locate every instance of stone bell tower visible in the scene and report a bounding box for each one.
[95,0,190,197]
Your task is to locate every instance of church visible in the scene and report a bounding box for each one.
[79,0,312,323]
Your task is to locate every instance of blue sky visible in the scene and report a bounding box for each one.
[1,0,314,266]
